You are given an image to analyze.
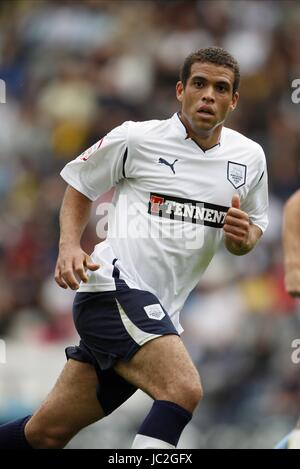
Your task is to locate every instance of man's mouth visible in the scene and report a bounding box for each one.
[197,106,214,116]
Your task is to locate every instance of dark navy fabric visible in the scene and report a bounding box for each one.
[65,342,137,416]
[137,400,192,446]
[0,415,32,449]
[66,288,178,414]
[71,289,178,369]
[111,258,129,290]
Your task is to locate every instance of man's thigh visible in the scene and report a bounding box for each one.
[25,359,104,446]
[73,289,180,370]
[114,334,202,411]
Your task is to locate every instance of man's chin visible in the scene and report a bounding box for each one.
[192,120,216,135]
[192,116,223,135]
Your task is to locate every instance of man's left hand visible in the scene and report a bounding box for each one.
[223,194,250,250]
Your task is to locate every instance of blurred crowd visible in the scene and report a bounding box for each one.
[0,0,300,448]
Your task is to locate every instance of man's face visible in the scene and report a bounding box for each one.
[176,62,239,135]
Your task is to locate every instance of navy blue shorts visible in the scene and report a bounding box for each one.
[65,288,178,414]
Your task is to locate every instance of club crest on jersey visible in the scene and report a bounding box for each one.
[78,138,103,161]
[227,161,247,189]
[148,193,229,228]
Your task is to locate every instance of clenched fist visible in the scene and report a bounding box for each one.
[223,194,250,249]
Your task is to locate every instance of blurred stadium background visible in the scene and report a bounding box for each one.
[0,0,300,449]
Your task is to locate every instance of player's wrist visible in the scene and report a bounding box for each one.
[59,239,81,250]
[242,223,260,252]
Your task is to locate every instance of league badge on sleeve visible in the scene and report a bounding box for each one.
[78,138,103,161]
[227,161,247,189]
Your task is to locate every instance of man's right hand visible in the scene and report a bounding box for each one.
[55,245,100,290]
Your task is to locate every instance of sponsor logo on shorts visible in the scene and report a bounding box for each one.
[144,304,165,320]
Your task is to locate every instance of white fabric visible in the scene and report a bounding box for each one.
[132,434,175,449]
[115,298,161,346]
[288,429,300,449]
[61,113,268,333]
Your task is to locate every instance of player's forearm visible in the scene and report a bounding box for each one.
[225,224,262,256]
[59,185,93,247]
[283,190,300,295]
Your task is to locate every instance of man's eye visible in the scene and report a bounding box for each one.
[217,85,226,92]
[195,81,204,88]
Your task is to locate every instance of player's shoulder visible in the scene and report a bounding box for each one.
[105,118,167,139]
[125,116,173,142]
[223,126,265,160]
[105,115,175,149]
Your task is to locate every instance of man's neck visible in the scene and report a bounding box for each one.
[179,112,222,151]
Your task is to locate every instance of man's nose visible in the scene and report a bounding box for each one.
[202,86,215,102]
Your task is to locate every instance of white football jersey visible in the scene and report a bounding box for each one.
[60,113,268,332]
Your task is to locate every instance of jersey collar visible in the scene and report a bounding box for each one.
[173,112,223,154]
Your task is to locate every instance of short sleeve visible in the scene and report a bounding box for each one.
[241,148,269,233]
[60,121,130,201]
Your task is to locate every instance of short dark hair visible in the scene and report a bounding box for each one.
[180,47,240,94]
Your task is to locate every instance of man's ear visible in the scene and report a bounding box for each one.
[176,81,184,103]
[230,91,239,111]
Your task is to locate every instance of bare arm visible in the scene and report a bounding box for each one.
[55,186,99,290]
[283,189,300,297]
[224,194,262,256]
